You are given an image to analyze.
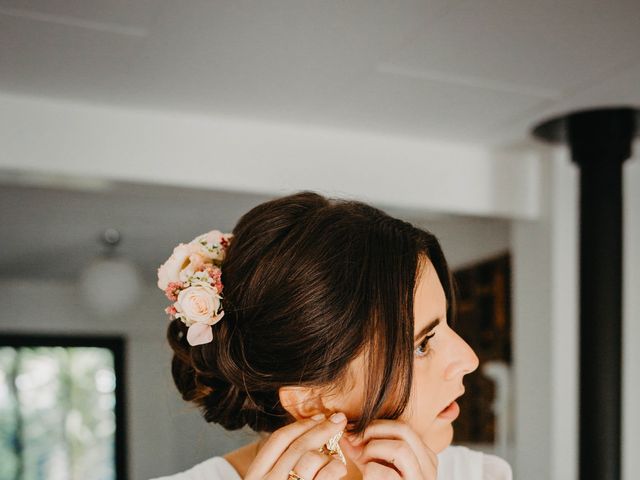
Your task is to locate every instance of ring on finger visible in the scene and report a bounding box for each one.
[287,470,305,480]
[290,450,330,480]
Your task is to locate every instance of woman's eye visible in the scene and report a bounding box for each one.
[414,332,435,358]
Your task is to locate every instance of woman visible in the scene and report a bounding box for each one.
[151,191,512,479]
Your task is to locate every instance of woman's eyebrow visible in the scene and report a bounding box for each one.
[414,317,441,341]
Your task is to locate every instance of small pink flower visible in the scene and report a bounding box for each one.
[203,265,223,292]
[164,282,184,302]
[220,235,232,249]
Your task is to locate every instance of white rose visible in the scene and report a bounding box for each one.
[177,252,208,284]
[157,243,205,290]
[192,230,227,261]
[174,284,224,327]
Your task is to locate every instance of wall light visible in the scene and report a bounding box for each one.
[78,228,141,317]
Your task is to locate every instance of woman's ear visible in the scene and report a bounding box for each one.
[278,385,327,420]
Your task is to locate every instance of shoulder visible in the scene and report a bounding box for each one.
[148,456,242,480]
[437,446,513,480]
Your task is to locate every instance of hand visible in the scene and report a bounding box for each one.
[339,419,438,480]
[244,412,349,480]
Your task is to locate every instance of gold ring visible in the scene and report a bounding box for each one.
[318,444,338,456]
[287,469,305,480]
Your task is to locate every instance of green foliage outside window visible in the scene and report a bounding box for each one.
[0,346,117,480]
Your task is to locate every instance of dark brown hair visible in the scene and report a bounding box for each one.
[167,191,456,436]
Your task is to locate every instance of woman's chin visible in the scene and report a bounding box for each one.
[423,423,454,454]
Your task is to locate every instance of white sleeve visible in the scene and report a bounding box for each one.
[483,453,513,480]
[148,456,240,480]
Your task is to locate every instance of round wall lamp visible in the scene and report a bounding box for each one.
[78,228,142,317]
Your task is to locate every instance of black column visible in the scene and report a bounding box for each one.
[533,107,637,480]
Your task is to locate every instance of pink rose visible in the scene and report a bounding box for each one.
[173,284,224,327]
[157,243,207,290]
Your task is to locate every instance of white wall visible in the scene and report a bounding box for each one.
[511,146,579,480]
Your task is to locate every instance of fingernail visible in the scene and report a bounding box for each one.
[311,413,326,421]
[330,412,346,423]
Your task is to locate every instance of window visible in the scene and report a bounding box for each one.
[0,335,127,480]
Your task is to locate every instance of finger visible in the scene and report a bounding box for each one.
[349,420,438,473]
[339,434,365,463]
[340,436,414,478]
[315,458,348,480]
[245,416,325,479]
[289,450,332,480]
[267,413,348,480]
[358,439,423,479]
[363,461,402,480]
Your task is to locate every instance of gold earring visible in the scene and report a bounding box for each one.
[317,429,346,465]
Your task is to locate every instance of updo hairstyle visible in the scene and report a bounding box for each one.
[166,191,456,436]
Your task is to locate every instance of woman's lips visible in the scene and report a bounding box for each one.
[437,400,460,421]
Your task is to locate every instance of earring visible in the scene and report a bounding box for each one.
[317,429,346,465]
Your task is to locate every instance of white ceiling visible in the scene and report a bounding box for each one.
[1,0,639,146]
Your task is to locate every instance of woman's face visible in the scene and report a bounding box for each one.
[399,256,479,452]
[336,256,479,453]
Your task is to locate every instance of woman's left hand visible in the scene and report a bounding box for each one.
[338,419,438,480]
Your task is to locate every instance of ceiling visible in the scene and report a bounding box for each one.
[1,0,639,146]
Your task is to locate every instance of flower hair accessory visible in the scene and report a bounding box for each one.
[157,230,234,346]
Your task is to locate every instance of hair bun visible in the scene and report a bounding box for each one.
[164,191,454,436]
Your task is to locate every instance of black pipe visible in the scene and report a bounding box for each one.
[533,107,637,480]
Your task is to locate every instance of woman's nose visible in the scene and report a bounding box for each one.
[444,329,480,381]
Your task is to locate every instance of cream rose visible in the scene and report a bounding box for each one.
[177,252,208,284]
[192,230,228,261]
[173,284,224,327]
[157,242,206,290]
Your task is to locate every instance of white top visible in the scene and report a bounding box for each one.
[149,445,512,480]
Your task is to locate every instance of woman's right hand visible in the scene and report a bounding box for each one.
[244,412,349,480]
[339,419,438,480]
